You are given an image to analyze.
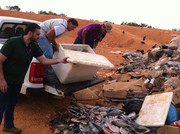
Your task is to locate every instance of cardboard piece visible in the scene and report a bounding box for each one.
[103,78,146,99]
[136,92,173,127]
[173,88,180,105]
[157,125,180,134]
[73,88,99,100]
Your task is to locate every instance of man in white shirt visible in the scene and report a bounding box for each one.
[38,18,79,59]
[38,18,78,77]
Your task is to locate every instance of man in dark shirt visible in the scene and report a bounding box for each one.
[73,22,112,52]
[0,23,68,134]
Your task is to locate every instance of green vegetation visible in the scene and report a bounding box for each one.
[121,21,153,28]
[38,10,67,17]
[6,5,21,11]
[3,5,67,17]
[172,28,180,31]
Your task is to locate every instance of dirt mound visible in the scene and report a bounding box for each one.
[1,9,180,52]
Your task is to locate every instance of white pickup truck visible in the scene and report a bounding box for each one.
[0,16,106,98]
[0,16,66,97]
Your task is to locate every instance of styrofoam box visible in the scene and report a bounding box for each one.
[52,44,114,84]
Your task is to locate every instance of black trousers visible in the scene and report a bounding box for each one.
[73,37,94,48]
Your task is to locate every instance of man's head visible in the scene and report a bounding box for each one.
[67,18,79,31]
[101,22,112,34]
[25,23,40,35]
[25,23,41,42]
[103,22,112,33]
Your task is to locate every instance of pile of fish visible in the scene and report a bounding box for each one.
[50,102,150,134]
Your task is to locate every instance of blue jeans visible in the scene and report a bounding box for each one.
[0,84,22,128]
[38,36,53,59]
[38,36,53,76]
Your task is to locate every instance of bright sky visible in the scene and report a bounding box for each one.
[1,0,180,30]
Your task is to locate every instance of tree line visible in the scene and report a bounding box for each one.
[1,5,67,17]
[121,22,153,28]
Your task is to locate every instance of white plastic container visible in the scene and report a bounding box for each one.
[52,44,114,84]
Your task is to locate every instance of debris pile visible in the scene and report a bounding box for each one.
[100,35,179,106]
[50,102,149,134]
[51,36,180,133]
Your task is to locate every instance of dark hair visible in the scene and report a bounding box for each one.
[68,18,78,26]
[24,23,40,35]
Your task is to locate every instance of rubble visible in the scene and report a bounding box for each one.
[51,36,180,133]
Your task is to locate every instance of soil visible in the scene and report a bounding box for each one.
[0,9,180,134]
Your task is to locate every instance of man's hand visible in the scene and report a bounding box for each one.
[60,57,69,64]
[0,79,8,93]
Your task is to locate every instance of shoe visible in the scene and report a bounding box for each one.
[3,127,22,134]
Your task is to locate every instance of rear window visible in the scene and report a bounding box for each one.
[0,23,28,38]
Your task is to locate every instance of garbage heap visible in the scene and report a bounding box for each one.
[50,102,150,134]
[50,36,179,134]
[100,35,179,109]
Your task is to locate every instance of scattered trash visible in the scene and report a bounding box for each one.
[50,102,150,134]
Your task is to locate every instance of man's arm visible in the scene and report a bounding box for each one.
[46,29,57,45]
[36,55,69,65]
[93,41,98,48]
[0,52,8,92]
[92,41,98,53]
[46,29,59,52]
[81,29,87,44]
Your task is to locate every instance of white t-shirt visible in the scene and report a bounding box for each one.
[39,19,68,37]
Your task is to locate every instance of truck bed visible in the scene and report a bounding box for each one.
[44,66,104,95]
